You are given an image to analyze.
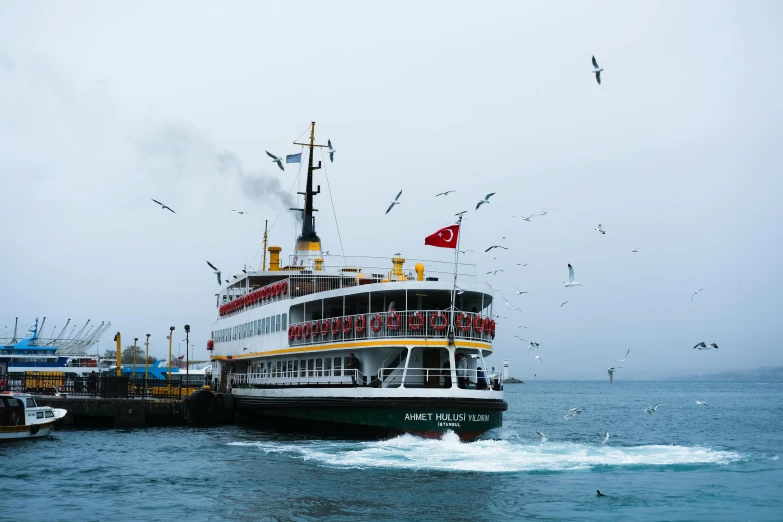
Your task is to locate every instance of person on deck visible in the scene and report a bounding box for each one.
[475,367,489,390]
[347,353,361,386]
[456,354,468,389]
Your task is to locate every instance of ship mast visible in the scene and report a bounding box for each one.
[292,121,328,257]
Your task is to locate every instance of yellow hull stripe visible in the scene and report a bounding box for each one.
[211,339,492,360]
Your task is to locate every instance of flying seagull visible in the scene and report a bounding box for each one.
[456,286,465,295]
[536,431,547,444]
[265,151,284,171]
[617,348,631,363]
[691,288,704,302]
[486,269,505,275]
[485,245,508,252]
[644,404,660,415]
[591,55,603,85]
[520,214,536,222]
[695,400,708,406]
[565,264,582,287]
[516,263,529,267]
[693,342,719,350]
[231,210,249,215]
[535,354,544,363]
[151,199,176,214]
[385,190,402,214]
[606,367,621,383]
[564,408,583,420]
[327,139,335,162]
[515,287,529,295]
[513,335,526,341]
[539,208,558,216]
[435,190,455,197]
[206,261,222,286]
[631,247,640,253]
[595,224,606,235]
[596,432,609,445]
[459,249,473,254]
[475,192,496,210]
[560,301,568,307]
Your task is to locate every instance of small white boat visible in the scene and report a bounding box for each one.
[0,392,64,440]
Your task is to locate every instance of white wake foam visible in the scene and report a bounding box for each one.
[228,432,744,473]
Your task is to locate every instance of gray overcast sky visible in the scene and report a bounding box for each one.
[1,1,781,378]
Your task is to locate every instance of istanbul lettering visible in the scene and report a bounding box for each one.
[403,412,490,427]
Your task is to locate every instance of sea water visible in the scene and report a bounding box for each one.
[1,381,781,521]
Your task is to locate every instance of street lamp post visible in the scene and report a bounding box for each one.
[133,337,138,390]
[145,334,150,397]
[168,326,175,395]
[114,332,121,377]
[184,325,190,395]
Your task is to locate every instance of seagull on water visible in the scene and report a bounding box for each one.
[606,367,621,383]
[595,224,606,235]
[535,354,544,363]
[435,190,455,197]
[231,210,249,215]
[693,342,719,350]
[475,193,496,210]
[265,151,284,171]
[485,245,508,252]
[616,348,631,363]
[536,431,547,444]
[206,261,222,286]
[560,301,568,307]
[691,288,704,302]
[564,408,583,420]
[596,432,609,445]
[591,55,603,85]
[644,404,660,415]
[385,190,402,214]
[515,287,528,295]
[695,400,708,406]
[597,490,606,497]
[327,139,335,162]
[151,199,176,213]
[565,264,582,287]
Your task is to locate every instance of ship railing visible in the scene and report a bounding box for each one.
[220,277,292,318]
[287,254,476,281]
[2,375,193,400]
[230,368,369,388]
[377,367,501,390]
[287,310,495,347]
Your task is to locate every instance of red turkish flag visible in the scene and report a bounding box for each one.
[424,225,460,249]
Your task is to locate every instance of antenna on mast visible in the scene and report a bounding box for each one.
[262,219,269,271]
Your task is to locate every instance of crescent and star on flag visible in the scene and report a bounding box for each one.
[424,224,460,249]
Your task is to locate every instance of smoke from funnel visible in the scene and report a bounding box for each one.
[217,152,291,207]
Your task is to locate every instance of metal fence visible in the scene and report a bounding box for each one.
[287,310,495,347]
[0,375,199,400]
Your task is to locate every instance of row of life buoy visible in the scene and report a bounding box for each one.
[219,279,289,316]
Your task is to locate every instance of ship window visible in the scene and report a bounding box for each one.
[293,360,298,376]
[26,398,36,408]
[282,313,287,330]
[334,357,341,377]
[316,359,323,378]
[324,358,332,376]
[276,315,281,332]
[287,360,293,377]
[37,411,44,419]
[299,359,307,377]
[276,360,282,377]
[308,359,315,377]
[45,411,54,418]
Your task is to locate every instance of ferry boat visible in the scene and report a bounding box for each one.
[209,122,506,441]
[0,392,66,441]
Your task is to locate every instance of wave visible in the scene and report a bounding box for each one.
[227,431,745,473]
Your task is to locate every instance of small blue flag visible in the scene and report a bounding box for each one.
[286,153,302,164]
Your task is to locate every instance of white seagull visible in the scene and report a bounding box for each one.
[596,432,609,445]
[606,367,621,384]
[485,245,508,252]
[539,208,558,216]
[231,210,249,215]
[475,192,496,210]
[520,214,536,222]
[535,354,544,363]
[151,199,176,214]
[564,408,583,420]
[515,287,529,295]
[265,151,285,171]
[516,263,529,267]
[591,55,603,85]
[695,400,708,406]
[486,269,505,275]
[644,404,660,415]
[385,190,402,214]
[691,288,704,302]
[631,247,640,253]
[565,264,582,287]
[595,224,606,235]
[435,190,455,197]
[536,431,547,444]
[693,342,719,350]
[560,301,568,307]
[327,139,335,163]
[206,261,222,286]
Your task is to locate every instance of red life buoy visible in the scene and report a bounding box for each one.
[456,313,471,332]
[262,287,268,299]
[331,317,342,335]
[207,340,214,351]
[288,325,295,341]
[473,315,483,333]
[343,316,353,334]
[370,314,382,332]
[408,312,424,331]
[275,282,282,296]
[387,312,401,331]
[483,317,492,334]
[312,321,320,337]
[303,322,311,338]
[355,315,366,334]
[281,279,288,295]
[490,320,496,339]
[321,320,330,336]
[430,312,448,331]
[295,324,303,339]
